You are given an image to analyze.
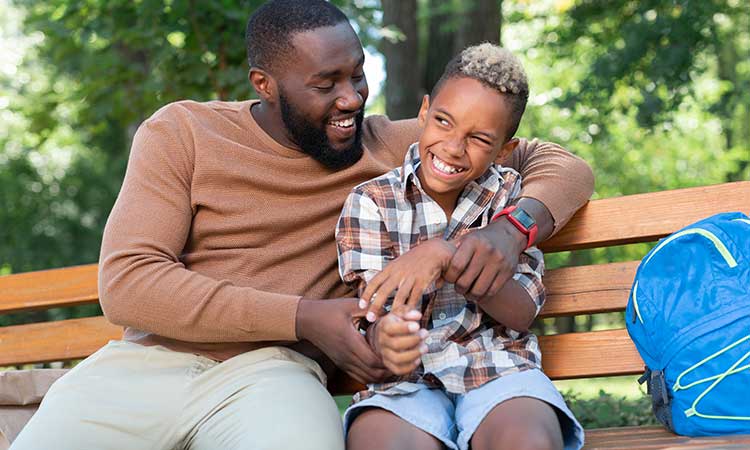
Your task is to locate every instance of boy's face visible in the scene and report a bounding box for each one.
[416,76,518,204]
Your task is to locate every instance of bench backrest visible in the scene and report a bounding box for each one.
[1,181,748,394]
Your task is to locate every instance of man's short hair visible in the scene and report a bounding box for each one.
[246,0,349,73]
[433,43,530,140]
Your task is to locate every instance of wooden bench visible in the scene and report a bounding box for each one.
[1,181,749,449]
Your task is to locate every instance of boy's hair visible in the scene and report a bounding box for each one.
[432,43,529,140]
[246,0,348,73]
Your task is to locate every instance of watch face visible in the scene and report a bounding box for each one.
[511,207,536,229]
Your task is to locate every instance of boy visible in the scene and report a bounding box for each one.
[336,44,584,450]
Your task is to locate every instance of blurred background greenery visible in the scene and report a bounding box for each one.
[1,0,748,428]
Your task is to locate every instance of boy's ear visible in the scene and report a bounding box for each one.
[417,95,430,127]
[249,68,277,104]
[497,137,520,161]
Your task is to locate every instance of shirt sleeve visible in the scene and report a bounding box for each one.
[335,188,395,296]
[98,107,300,343]
[500,138,595,235]
[513,246,546,317]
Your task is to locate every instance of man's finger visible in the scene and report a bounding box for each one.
[466,266,497,300]
[444,244,474,283]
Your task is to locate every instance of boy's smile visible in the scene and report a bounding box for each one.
[416,76,519,216]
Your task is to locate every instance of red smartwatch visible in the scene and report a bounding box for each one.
[491,205,538,250]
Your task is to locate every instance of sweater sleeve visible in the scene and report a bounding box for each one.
[98,110,300,343]
[501,138,595,234]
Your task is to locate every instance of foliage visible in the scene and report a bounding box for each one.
[563,389,659,428]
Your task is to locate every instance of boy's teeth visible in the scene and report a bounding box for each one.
[432,154,463,174]
[329,118,354,128]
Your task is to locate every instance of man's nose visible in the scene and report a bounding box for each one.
[336,82,364,112]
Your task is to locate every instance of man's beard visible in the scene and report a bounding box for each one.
[279,90,365,171]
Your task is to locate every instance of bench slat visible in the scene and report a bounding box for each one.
[0,261,638,317]
[1,316,641,383]
[585,426,750,449]
[0,316,121,366]
[540,260,637,318]
[0,264,99,314]
[542,181,750,252]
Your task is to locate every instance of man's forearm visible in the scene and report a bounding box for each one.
[476,279,537,332]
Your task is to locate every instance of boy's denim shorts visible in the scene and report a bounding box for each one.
[343,369,584,450]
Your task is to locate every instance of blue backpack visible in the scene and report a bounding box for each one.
[626,212,750,436]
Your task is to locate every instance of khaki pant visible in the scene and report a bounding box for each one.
[10,341,344,450]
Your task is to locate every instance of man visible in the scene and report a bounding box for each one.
[10,1,594,449]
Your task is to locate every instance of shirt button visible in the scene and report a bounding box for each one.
[438,312,447,320]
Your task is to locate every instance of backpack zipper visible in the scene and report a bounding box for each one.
[644,228,738,268]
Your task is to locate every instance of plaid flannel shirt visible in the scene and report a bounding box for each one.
[336,143,545,401]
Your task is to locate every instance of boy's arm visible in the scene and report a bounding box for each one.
[475,247,545,332]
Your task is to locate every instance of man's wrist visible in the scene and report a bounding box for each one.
[513,197,554,245]
[295,297,314,341]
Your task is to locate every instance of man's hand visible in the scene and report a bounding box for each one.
[362,239,456,322]
[295,297,389,384]
[444,219,525,302]
[369,307,427,376]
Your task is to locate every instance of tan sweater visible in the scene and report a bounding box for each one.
[99,99,594,361]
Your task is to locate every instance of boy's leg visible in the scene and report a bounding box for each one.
[344,387,456,450]
[347,408,446,450]
[454,369,584,450]
[183,346,344,450]
[10,341,195,450]
[470,397,562,450]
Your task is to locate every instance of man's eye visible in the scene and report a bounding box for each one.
[315,84,334,91]
[352,73,365,81]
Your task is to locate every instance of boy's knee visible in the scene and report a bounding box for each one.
[471,426,563,450]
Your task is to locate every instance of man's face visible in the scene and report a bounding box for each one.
[275,23,369,170]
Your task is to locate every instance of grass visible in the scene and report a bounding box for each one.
[334,374,649,416]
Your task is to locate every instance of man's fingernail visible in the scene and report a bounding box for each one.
[366,312,376,322]
[407,322,419,333]
[359,299,367,309]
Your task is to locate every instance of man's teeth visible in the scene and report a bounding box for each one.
[329,118,354,128]
[432,154,464,174]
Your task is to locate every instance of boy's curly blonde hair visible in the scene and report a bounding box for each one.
[433,43,529,140]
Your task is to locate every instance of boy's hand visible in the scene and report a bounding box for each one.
[371,307,428,376]
[362,239,456,321]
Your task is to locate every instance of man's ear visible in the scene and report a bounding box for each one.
[497,137,520,161]
[417,95,430,128]
[249,68,277,103]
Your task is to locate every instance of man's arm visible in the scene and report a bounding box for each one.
[444,138,593,301]
[99,109,300,343]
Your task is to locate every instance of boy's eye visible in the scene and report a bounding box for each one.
[435,117,450,127]
[472,136,492,146]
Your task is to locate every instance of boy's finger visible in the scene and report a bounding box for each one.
[367,279,400,321]
[381,318,421,337]
[384,357,423,375]
[379,332,424,352]
[381,347,424,365]
[362,271,387,303]
[391,277,414,311]
[406,280,426,310]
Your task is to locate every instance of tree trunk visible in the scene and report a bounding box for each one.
[422,0,457,95]
[380,0,421,119]
[455,0,502,50]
